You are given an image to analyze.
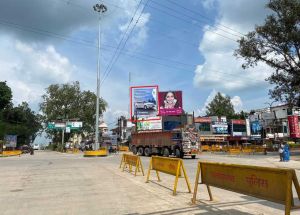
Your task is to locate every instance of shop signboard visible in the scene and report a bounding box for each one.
[288,115,300,138]
[158,91,183,116]
[212,121,228,134]
[130,86,159,121]
[251,121,262,135]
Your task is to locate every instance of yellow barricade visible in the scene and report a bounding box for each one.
[1,150,22,157]
[242,148,254,155]
[201,145,210,152]
[119,146,129,151]
[146,156,191,195]
[119,154,144,176]
[192,161,300,215]
[228,148,241,155]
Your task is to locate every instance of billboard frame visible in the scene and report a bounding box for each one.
[130,85,160,122]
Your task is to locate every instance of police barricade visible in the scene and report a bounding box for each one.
[119,154,144,176]
[201,145,210,152]
[118,146,129,152]
[241,148,254,155]
[228,148,241,155]
[192,161,300,215]
[146,156,191,195]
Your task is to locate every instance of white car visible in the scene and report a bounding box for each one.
[135,101,155,109]
[33,144,39,150]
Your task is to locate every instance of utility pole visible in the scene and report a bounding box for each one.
[93,3,107,151]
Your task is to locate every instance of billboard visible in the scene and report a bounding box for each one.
[212,122,228,134]
[130,86,159,121]
[288,115,300,138]
[4,135,17,148]
[158,91,183,116]
[137,118,162,131]
[251,121,261,135]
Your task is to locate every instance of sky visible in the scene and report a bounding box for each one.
[0,0,276,143]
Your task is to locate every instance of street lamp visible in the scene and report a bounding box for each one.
[93,3,107,150]
[264,101,277,140]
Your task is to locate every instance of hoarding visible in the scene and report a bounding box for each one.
[212,122,228,134]
[251,121,261,135]
[158,91,183,116]
[4,135,17,148]
[137,117,162,131]
[130,86,159,121]
[288,115,300,138]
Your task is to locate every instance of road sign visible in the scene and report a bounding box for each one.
[66,121,83,130]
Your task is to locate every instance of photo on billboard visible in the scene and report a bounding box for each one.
[130,85,159,122]
[158,91,183,116]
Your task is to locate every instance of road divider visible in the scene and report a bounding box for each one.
[1,150,22,157]
[119,154,144,176]
[192,161,300,215]
[84,148,107,157]
[146,156,191,195]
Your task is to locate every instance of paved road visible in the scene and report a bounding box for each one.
[0,151,299,215]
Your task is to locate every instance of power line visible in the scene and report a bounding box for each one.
[165,0,245,37]
[99,0,144,83]
[101,0,150,86]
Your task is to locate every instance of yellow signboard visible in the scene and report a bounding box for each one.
[192,161,300,215]
[146,156,191,195]
[119,154,144,176]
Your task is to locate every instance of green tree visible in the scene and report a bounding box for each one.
[0,102,42,146]
[0,81,12,110]
[39,81,107,141]
[235,0,300,106]
[206,92,235,119]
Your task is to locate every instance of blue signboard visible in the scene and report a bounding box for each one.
[251,121,261,135]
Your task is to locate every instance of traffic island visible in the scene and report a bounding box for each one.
[0,150,22,157]
[84,148,107,157]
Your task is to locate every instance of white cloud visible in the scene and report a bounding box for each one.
[103,108,129,129]
[0,36,75,106]
[194,0,272,91]
[197,89,217,116]
[231,96,243,112]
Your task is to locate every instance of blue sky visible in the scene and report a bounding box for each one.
[0,0,276,143]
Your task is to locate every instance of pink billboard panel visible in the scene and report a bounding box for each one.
[158,91,183,116]
[288,115,300,138]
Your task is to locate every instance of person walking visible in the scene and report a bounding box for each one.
[283,142,290,162]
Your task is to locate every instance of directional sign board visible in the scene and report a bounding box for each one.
[66,121,83,130]
[47,121,82,131]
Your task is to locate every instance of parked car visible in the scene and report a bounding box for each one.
[33,143,39,150]
[135,101,155,109]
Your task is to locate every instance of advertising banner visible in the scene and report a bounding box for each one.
[4,135,17,148]
[251,121,262,135]
[212,122,228,134]
[158,91,183,116]
[130,86,159,121]
[137,118,162,131]
[288,115,300,138]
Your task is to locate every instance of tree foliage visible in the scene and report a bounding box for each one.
[206,92,235,118]
[0,102,42,146]
[235,0,300,106]
[39,81,107,139]
[0,81,12,110]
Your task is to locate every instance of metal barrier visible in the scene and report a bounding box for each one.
[146,156,191,195]
[192,161,300,215]
[119,154,144,176]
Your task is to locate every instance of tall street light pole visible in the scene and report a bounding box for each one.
[93,3,107,150]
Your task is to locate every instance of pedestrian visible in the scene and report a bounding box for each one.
[283,142,290,162]
[278,141,284,162]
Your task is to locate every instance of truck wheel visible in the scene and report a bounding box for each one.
[144,147,151,157]
[138,147,144,156]
[175,148,181,158]
[163,148,170,157]
[191,155,196,159]
[132,146,137,155]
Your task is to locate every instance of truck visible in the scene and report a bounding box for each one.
[130,128,199,158]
